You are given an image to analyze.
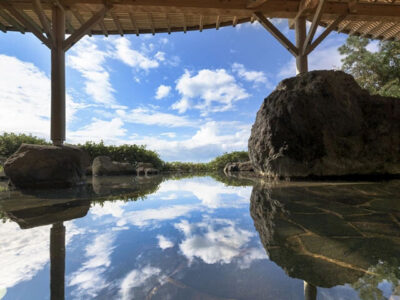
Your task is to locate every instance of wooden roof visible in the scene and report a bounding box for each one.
[1,0,400,41]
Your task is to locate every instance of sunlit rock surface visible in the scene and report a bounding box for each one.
[4,144,90,188]
[248,70,400,178]
[250,180,400,288]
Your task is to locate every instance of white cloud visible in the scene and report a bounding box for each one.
[130,121,251,162]
[157,235,174,250]
[366,40,380,53]
[173,69,249,115]
[155,51,166,62]
[67,117,127,144]
[160,132,176,138]
[278,38,344,78]
[68,232,116,298]
[156,177,252,209]
[175,218,255,265]
[155,85,171,99]
[232,63,271,87]
[0,55,77,139]
[113,37,159,70]
[0,221,82,292]
[116,107,197,128]
[68,38,118,107]
[119,266,162,300]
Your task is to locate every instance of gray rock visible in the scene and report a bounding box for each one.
[224,161,254,174]
[92,156,136,176]
[4,144,89,188]
[248,70,400,178]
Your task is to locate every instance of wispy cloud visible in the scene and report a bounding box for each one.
[116,107,198,128]
[232,63,272,88]
[0,54,78,139]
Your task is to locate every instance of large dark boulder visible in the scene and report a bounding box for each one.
[4,144,89,188]
[92,156,136,176]
[248,70,400,178]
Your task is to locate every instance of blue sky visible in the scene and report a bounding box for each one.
[0,20,355,162]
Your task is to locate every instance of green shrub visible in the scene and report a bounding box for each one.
[79,141,163,169]
[208,151,249,171]
[0,132,49,158]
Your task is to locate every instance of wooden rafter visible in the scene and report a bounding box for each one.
[183,14,187,33]
[289,0,319,28]
[0,8,25,33]
[216,15,220,30]
[305,13,347,55]
[32,0,53,42]
[0,1,52,47]
[199,14,203,32]
[232,16,238,27]
[166,13,171,34]
[64,9,75,34]
[0,20,6,32]
[302,0,326,55]
[246,0,268,9]
[111,11,123,36]
[148,12,155,35]
[254,11,298,56]
[63,5,110,51]
[128,11,139,36]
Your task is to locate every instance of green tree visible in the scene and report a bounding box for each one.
[339,36,400,98]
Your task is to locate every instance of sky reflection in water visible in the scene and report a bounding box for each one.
[0,176,399,300]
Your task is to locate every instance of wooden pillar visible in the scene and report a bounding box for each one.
[304,281,317,300]
[295,17,308,74]
[51,5,66,146]
[50,222,65,300]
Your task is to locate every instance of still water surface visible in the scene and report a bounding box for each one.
[0,175,399,300]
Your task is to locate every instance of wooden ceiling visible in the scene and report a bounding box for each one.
[0,0,400,41]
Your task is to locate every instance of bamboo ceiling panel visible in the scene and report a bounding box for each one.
[0,0,399,41]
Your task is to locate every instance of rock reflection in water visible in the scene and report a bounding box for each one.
[250,180,400,299]
[0,175,163,300]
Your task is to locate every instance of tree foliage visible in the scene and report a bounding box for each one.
[339,36,400,98]
[0,132,50,158]
[207,151,249,170]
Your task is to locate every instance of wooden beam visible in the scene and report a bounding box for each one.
[199,14,203,32]
[0,21,6,32]
[305,14,347,55]
[111,11,123,36]
[232,16,238,27]
[183,14,187,33]
[148,12,155,35]
[63,5,110,51]
[302,0,326,55]
[166,13,171,34]
[128,12,139,36]
[253,11,298,56]
[1,1,52,47]
[246,0,268,9]
[64,8,75,34]
[289,0,319,28]
[295,17,308,73]
[216,15,220,30]
[32,0,53,42]
[0,9,25,33]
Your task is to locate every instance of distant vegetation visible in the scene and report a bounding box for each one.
[163,151,249,172]
[339,36,400,98]
[80,141,163,169]
[0,133,248,171]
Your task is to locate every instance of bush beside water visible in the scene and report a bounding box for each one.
[0,133,248,171]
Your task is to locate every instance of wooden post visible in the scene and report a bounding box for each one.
[51,5,66,146]
[50,222,65,300]
[295,17,308,74]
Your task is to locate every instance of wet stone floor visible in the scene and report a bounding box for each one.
[0,174,399,300]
